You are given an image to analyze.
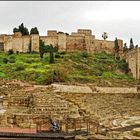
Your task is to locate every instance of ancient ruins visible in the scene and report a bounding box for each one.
[0,28,140,139]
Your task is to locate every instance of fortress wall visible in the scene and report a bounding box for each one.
[136,48,140,80]
[22,36,31,52]
[126,48,140,80]
[66,35,85,51]
[47,30,57,36]
[126,49,137,79]
[40,36,58,47]
[4,36,13,52]
[58,34,67,51]
[31,34,39,52]
[77,29,92,36]
[0,35,4,42]
[85,35,95,52]
[12,37,23,52]
[94,39,114,54]
[71,32,85,36]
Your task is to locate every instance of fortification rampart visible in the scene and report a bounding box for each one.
[0,29,123,54]
[125,48,140,80]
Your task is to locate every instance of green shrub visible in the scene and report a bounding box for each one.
[81,51,88,58]
[8,59,15,63]
[24,59,33,64]
[60,51,66,55]
[16,51,19,54]
[45,66,70,84]
[15,63,25,71]
[36,75,46,84]
[8,55,16,63]
[55,53,61,58]
[118,59,129,73]
[8,49,14,55]
[3,58,8,64]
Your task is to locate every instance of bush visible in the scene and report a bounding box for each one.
[8,55,16,63]
[8,49,14,55]
[45,66,70,84]
[118,59,129,73]
[9,59,15,63]
[81,51,88,58]
[60,51,66,55]
[16,51,19,54]
[3,58,8,64]
[15,63,25,71]
[55,53,61,58]
[24,59,33,64]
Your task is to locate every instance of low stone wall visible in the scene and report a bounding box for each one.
[51,84,138,93]
[51,84,93,93]
[96,87,137,93]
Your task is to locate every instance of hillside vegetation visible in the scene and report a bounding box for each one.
[0,51,137,86]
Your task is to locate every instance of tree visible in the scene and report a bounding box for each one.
[135,44,138,48]
[13,23,29,36]
[114,38,120,59]
[129,38,134,50]
[123,43,128,52]
[39,40,58,63]
[45,44,58,64]
[39,40,46,58]
[13,27,19,33]
[30,27,39,35]
[28,41,32,53]
[102,32,108,40]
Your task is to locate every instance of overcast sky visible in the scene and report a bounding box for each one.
[0,1,140,46]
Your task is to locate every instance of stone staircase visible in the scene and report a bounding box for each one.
[3,91,82,127]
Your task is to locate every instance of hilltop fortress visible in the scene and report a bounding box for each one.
[0,29,123,54]
[0,28,140,81]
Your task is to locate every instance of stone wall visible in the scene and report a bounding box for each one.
[66,35,85,52]
[58,34,67,51]
[52,84,138,93]
[95,87,137,93]
[31,34,39,52]
[40,36,58,47]
[125,48,140,80]
[1,29,123,55]
[22,36,31,52]
[94,39,115,54]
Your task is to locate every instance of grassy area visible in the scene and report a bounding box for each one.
[0,51,136,86]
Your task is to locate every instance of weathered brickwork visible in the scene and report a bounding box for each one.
[0,29,123,54]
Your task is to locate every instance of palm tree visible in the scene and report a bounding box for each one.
[102,32,108,40]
